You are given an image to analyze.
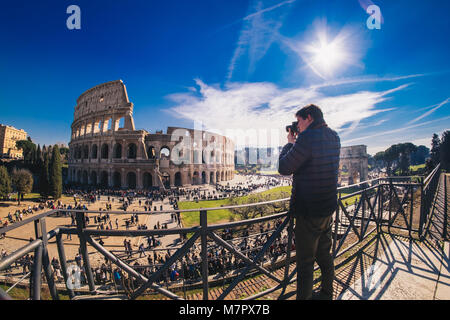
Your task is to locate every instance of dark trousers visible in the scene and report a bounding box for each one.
[295,214,334,300]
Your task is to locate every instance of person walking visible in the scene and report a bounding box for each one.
[278,104,340,300]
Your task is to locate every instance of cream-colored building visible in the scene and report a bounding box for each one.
[0,124,28,159]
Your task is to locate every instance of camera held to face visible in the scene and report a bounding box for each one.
[286,121,299,134]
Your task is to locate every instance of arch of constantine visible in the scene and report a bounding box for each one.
[68,80,235,189]
[339,145,368,185]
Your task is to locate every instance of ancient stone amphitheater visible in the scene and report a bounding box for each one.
[68,80,235,189]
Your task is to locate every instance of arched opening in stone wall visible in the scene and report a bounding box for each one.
[201,171,206,184]
[127,172,136,189]
[82,171,88,185]
[90,171,97,186]
[100,171,108,188]
[127,143,137,159]
[91,144,98,159]
[75,147,81,159]
[193,171,200,185]
[113,143,122,159]
[143,172,152,189]
[162,172,170,189]
[160,146,170,159]
[174,172,182,186]
[83,146,89,159]
[113,172,121,188]
[101,144,109,159]
[216,171,220,182]
[147,146,156,159]
[77,170,81,183]
[221,171,224,181]
[210,172,214,184]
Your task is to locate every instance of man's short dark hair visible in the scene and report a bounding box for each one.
[296,104,324,121]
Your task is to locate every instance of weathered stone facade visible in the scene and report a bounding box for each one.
[68,80,235,189]
[0,124,27,159]
[339,145,368,185]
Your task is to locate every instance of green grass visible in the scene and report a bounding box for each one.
[255,170,280,175]
[8,192,41,202]
[410,164,425,171]
[0,284,70,300]
[179,184,367,227]
[179,186,292,227]
[339,193,361,207]
[7,193,73,202]
[394,163,426,175]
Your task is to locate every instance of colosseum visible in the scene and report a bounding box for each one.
[68,80,235,189]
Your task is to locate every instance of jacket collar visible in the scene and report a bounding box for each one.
[304,118,327,133]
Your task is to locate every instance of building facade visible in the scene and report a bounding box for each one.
[0,124,28,159]
[68,80,235,189]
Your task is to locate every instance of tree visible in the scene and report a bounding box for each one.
[440,130,450,171]
[373,151,385,169]
[411,145,429,165]
[11,168,33,205]
[59,147,69,157]
[16,139,36,163]
[397,143,417,175]
[0,166,12,199]
[35,144,42,170]
[49,145,62,199]
[39,153,50,199]
[384,145,399,175]
[430,133,441,167]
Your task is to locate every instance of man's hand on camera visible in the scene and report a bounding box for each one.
[287,128,296,144]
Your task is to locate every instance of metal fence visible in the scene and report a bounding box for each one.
[0,166,443,300]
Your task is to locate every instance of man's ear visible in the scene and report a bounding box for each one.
[307,114,313,123]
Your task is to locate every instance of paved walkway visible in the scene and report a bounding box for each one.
[337,236,449,300]
[337,173,449,300]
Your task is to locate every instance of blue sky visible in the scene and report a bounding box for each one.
[0,0,449,155]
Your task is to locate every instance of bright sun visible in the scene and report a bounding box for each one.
[301,26,352,79]
[312,41,345,72]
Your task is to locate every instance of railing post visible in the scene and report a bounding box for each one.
[388,180,392,234]
[30,244,43,300]
[200,209,209,300]
[409,185,414,238]
[378,185,383,234]
[333,193,340,258]
[419,180,425,238]
[361,191,366,241]
[40,218,59,300]
[75,211,96,293]
[444,176,448,240]
[56,233,75,299]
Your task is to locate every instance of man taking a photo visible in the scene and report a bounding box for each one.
[278,104,341,300]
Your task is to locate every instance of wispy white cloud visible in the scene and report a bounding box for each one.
[227,0,295,81]
[243,0,296,21]
[166,78,412,147]
[406,97,449,125]
[342,115,450,144]
[310,73,426,89]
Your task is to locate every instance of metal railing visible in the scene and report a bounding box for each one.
[0,167,442,300]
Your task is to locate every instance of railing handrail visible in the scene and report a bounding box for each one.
[0,171,437,301]
[1,175,428,235]
[423,163,440,187]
